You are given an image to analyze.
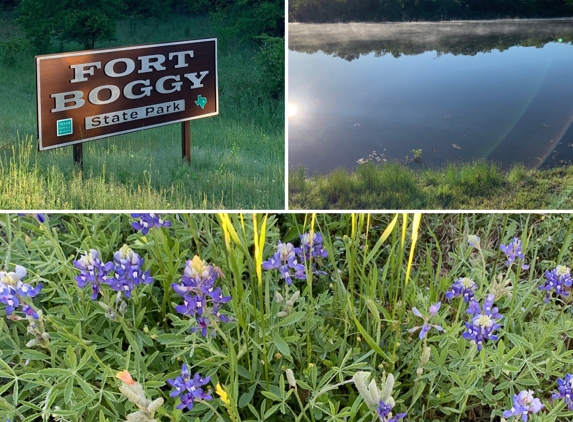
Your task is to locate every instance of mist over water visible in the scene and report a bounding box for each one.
[288,19,573,175]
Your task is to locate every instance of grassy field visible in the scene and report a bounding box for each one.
[289,160,573,209]
[0,14,284,210]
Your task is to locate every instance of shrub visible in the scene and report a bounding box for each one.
[255,35,285,100]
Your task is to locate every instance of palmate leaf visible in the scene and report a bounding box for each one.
[19,349,50,361]
[273,311,305,328]
[272,330,291,358]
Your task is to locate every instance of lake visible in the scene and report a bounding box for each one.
[288,19,573,175]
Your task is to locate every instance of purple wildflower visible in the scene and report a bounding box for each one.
[540,265,572,302]
[172,256,232,337]
[21,304,39,319]
[408,302,444,339]
[445,277,478,302]
[73,249,114,300]
[107,245,153,299]
[131,213,171,235]
[462,294,502,351]
[262,241,306,285]
[500,237,529,270]
[295,232,329,262]
[467,235,480,248]
[263,232,329,285]
[167,364,212,411]
[503,390,544,422]
[376,400,406,422]
[552,373,573,410]
[0,265,42,319]
[17,213,45,223]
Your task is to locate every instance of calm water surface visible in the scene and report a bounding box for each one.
[289,20,573,174]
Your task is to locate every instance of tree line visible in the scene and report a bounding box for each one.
[289,0,573,22]
[0,0,283,52]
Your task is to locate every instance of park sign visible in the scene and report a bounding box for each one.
[35,38,218,151]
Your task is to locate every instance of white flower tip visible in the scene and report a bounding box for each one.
[14,265,27,280]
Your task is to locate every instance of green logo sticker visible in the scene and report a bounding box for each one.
[57,118,73,137]
[195,95,207,109]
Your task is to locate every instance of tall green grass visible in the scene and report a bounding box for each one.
[289,160,573,210]
[0,14,284,210]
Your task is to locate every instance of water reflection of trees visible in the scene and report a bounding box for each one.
[289,22,573,60]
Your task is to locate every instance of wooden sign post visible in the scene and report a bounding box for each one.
[182,121,191,163]
[73,144,83,171]
[35,38,218,167]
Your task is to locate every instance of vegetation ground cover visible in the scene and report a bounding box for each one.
[1,213,573,422]
[288,161,573,210]
[0,10,284,209]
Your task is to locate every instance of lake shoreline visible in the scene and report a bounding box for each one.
[289,18,573,49]
[288,159,573,210]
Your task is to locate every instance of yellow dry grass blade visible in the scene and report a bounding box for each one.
[310,213,316,249]
[401,213,408,249]
[253,214,268,287]
[351,213,356,239]
[217,213,232,249]
[217,213,247,255]
[405,213,422,286]
[364,214,398,267]
[221,214,242,246]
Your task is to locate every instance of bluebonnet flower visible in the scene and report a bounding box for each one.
[445,277,478,302]
[262,241,306,285]
[500,237,530,270]
[295,232,329,262]
[107,245,153,299]
[462,294,502,351]
[552,373,573,410]
[377,400,406,422]
[17,213,45,223]
[172,256,232,337]
[503,390,544,422]
[167,364,212,411]
[263,232,328,285]
[467,235,480,249]
[21,304,39,319]
[0,265,42,319]
[131,213,171,235]
[73,249,114,300]
[539,265,572,302]
[408,302,444,339]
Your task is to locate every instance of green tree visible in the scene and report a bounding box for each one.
[123,0,172,17]
[17,0,120,53]
[16,0,61,53]
[256,35,284,99]
[0,0,20,12]
[213,0,284,40]
[60,8,115,49]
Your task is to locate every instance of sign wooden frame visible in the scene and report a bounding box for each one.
[36,38,218,152]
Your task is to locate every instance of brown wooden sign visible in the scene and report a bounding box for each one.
[36,38,218,151]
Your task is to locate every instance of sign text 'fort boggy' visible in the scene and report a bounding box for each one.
[36,38,218,150]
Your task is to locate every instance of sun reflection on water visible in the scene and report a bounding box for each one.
[287,103,298,118]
